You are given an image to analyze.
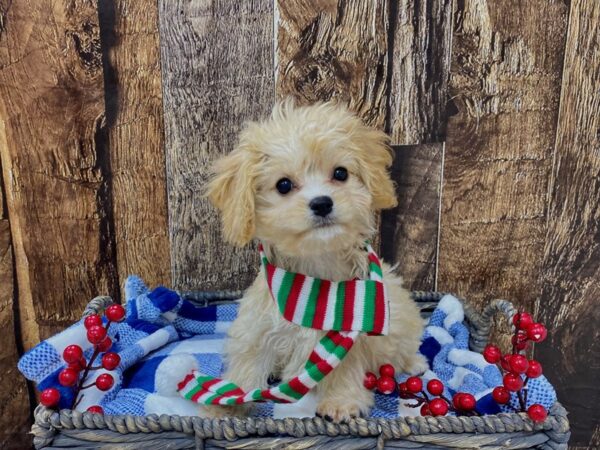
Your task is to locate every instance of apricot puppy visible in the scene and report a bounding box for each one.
[206,100,426,421]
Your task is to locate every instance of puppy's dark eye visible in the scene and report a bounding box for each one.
[333,166,348,182]
[276,178,293,194]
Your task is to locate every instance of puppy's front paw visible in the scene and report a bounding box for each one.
[406,353,429,376]
[316,400,365,423]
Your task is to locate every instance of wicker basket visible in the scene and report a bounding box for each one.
[31,292,570,449]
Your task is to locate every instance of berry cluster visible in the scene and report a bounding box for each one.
[39,304,126,414]
[483,312,548,423]
[399,377,478,417]
[363,365,478,417]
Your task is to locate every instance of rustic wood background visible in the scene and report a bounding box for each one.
[0,0,598,448]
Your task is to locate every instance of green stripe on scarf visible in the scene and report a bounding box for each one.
[301,278,321,327]
[277,271,296,312]
[333,283,345,330]
[362,281,376,331]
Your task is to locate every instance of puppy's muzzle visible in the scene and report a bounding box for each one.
[309,196,333,217]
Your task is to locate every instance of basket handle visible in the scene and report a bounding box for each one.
[81,296,114,318]
[464,299,517,353]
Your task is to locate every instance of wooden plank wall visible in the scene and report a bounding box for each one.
[0,0,598,448]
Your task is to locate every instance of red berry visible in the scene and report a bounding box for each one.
[58,368,79,387]
[428,398,449,416]
[526,360,543,378]
[492,386,511,404]
[40,388,60,407]
[68,362,83,372]
[96,336,113,352]
[503,373,524,392]
[509,354,529,374]
[87,325,107,344]
[512,331,529,350]
[377,376,396,395]
[63,345,83,364]
[500,354,512,372]
[420,403,431,416]
[527,323,547,343]
[527,404,548,422]
[379,364,395,378]
[95,373,114,391]
[101,352,121,371]
[427,379,444,396]
[87,405,104,414]
[483,345,502,364]
[363,372,377,390]
[105,304,126,322]
[457,393,476,411]
[398,382,410,399]
[512,312,534,331]
[405,376,423,393]
[84,314,103,330]
[452,393,464,409]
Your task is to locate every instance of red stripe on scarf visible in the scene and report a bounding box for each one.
[342,280,356,330]
[260,389,291,403]
[283,273,305,321]
[191,389,208,402]
[309,350,334,373]
[266,263,275,290]
[309,351,322,365]
[312,279,330,329]
[316,359,334,374]
[368,253,380,266]
[288,377,310,395]
[223,387,245,397]
[373,282,385,334]
[327,331,355,352]
[177,373,195,391]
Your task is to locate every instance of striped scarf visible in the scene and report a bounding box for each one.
[178,244,389,405]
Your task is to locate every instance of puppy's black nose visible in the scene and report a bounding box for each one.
[309,196,333,217]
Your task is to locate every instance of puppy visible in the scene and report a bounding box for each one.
[206,100,426,421]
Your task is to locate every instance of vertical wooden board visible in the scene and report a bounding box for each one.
[276,0,389,129]
[536,1,600,446]
[380,144,443,291]
[437,0,568,314]
[387,0,454,144]
[159,0,274,290]
[0,0,118,345]
[0,168,31,448]
[98,0,171,286]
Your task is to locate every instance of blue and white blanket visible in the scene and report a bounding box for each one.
[18,275,556,418]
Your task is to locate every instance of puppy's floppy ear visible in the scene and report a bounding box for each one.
[352,126,398,210]
[205,136,261,246]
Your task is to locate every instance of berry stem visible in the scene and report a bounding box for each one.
[439,393,453,406]
[516,388,526,411]
[72,393,84,410]
[70,320,112,409]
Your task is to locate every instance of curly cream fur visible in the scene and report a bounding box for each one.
[205,100,426,421]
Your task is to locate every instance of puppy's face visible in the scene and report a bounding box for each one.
[207,101,397,256]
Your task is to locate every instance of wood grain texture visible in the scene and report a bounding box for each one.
[535,1,600,447]
[0,163,31,449]
[437,0,568,314]
[380,144,443,291]
[0,0,118,345]
[98,0,171,287]
[276,0,389,129]
[159,0,274,290]
[387,0,453,144]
